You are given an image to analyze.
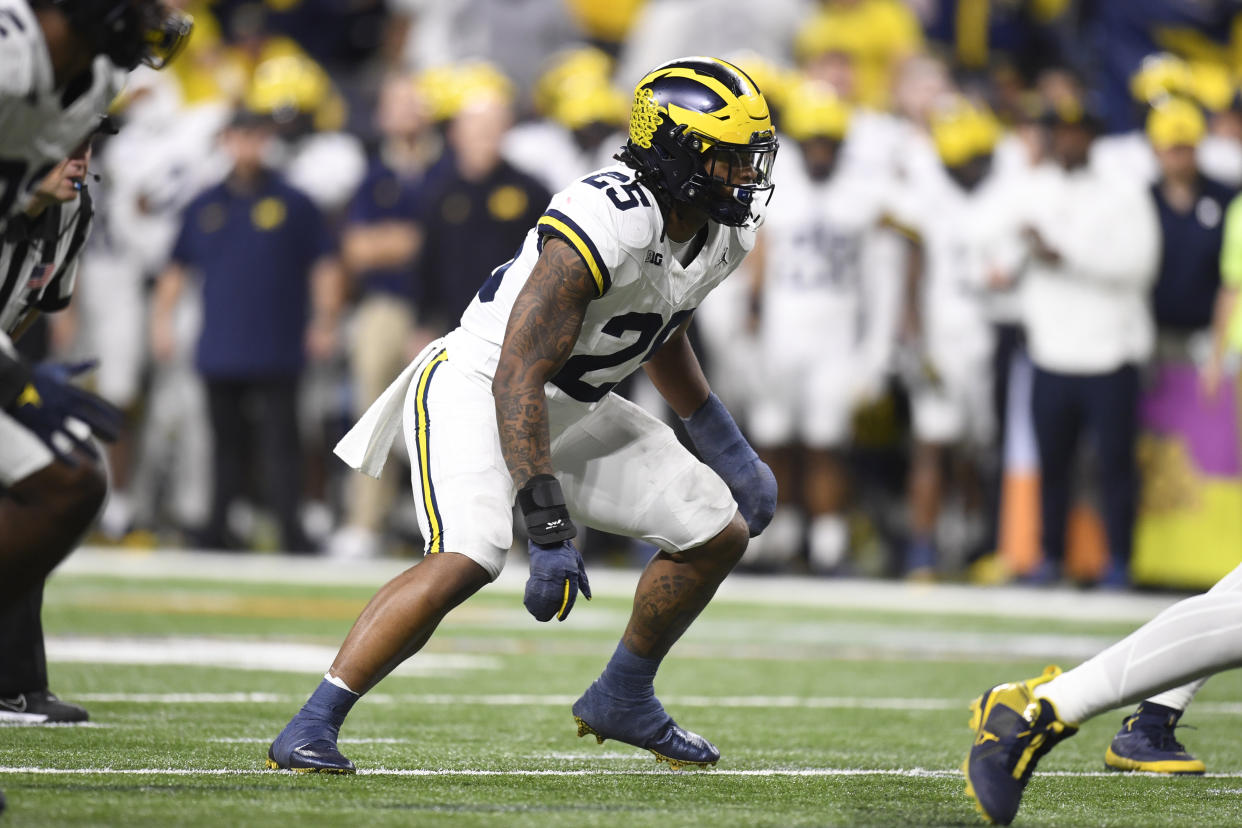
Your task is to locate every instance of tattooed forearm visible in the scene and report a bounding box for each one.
[493,237,597,490]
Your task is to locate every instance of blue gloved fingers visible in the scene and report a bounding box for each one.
[740,458,778,537]
[65,387,123,442]
[523,571,576,622]
[555,573,577,621]
[60,360,100,380]
[577,554,592,601]
[719,456,778,537]
[525,540,589,622]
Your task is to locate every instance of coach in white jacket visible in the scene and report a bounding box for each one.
[1014,102,1160,587]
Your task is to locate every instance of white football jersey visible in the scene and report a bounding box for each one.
[891,164,1004,360]
[0,0,125,222]
[758,143,895,344]
[448,163,755,404]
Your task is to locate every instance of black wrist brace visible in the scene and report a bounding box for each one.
[517,474,577,546]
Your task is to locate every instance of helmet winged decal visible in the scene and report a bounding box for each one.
[630,87,662,149]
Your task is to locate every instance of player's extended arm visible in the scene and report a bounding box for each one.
[645,322,777,537]
[493,236,597,622]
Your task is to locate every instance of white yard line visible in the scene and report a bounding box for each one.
[44,638,498,676]
[2,765,1242,779]
[63,691,1242,716]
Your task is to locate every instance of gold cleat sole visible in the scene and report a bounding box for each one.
[573,716,717,770]
[575,716,606,744]
[264,756,355,774]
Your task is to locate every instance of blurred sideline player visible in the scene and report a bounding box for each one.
[504,47,629,193]
[0,138,119,722]
[0,0,191,599]
[243,53,365,215]
[745,81,900,573]
[963,559,1242,825]
[894,101,1006,579]
[267,57,778,773]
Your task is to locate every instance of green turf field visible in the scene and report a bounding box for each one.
[4,549,1242,827]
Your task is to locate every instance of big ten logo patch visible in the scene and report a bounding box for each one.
[488,185,529,222]
[251,197,287,231]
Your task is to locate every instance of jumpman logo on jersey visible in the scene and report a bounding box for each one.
[718,247,729,266]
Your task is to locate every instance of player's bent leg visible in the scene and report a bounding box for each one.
[963,666,1078,826]
[572,512,749,769]
[0,458,107,605]
[267,552,492,773]
[1100,565,1242,774]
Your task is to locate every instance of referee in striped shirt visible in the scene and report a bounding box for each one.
[0,132,122,723]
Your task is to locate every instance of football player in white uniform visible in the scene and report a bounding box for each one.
[267,57,778,774]
[0,139,121,608]
[894,101,1007,579]
[965,558,1242,825]
[0,0,189,603]
[0,134,118,723]
[0,0,191,225]
[745,82,900,572]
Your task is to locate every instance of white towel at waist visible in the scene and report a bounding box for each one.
[334,339,442,478]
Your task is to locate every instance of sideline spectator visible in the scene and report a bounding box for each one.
[413,68,550,334]
[1016,99,1161,586]
[329,74,441,559]
[150,110,345,553]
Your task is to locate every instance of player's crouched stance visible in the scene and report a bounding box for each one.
[267,57,778,773]
[0,350,121,605]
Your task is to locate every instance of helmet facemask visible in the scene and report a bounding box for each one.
[682,131,777,226]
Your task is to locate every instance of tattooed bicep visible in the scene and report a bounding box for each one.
[528,237,600,308]
[499,237,597,375]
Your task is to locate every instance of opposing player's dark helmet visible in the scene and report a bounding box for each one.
[620,56,777,227]
[50,0,193,70]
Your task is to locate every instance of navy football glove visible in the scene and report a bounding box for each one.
[682,393,777,537]
[518,474,591,622]
[6,361,122,466]
[524,539,592,622]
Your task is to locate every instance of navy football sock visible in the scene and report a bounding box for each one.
[297,679,359,732]
[598,641,662,699]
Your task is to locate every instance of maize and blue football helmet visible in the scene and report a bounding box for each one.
[620,56,777,227]
[45,0,192,70]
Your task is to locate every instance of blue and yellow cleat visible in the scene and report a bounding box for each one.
[1105,703,1205,775]
[572,685,719,770]
[266,717,356,774]
[963,666,1077,825]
